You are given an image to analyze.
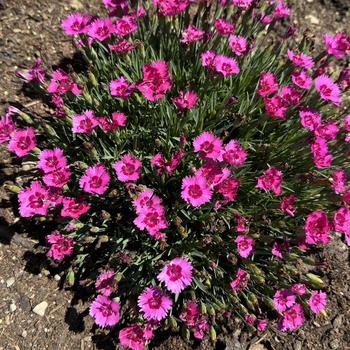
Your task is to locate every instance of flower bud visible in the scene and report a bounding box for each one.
[181,326,191,341]
[306,273,325,287]
[209,326,217,341]
[88,71,98,87]
[67,270,75,287]
[200,301,207,314]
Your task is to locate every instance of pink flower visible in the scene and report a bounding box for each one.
[310,137,332,168]
[272,240,290,258]
[138,287,172,321]
[201,50,216,68]
[344,114,350,132]
[214,18,234,36]
[333,207,350,238]
[257,319,268,332]
[291,70,312,90]
[8,128,36,157]
[153,0,190,16]
[108,39,135,52]
[280,85,302,105]
[38,148,67,173]
[213,54,240,77]
[133,189,161,214]
[0,114,15,143]
[43,168,71,188]
[115,15,138,36]
[323,32,350,58]
[278,304,304,331]
[181,175,212,207]
[193,131,223,159]
[157,257,193,293]
[18,181,49,217]
[273,289,295,312]
[230,268,249,291]
[235,235,254,258]
[235,213,248,233]
[263,95,287,119]
[16,58,46,84]
[308,291,327,314]
[47,187,63,206]
[96,271,116,296]
[72,110,98,133]
[48,69,81,95]
[331,169,346,194]
[114,154,142,182]
[290,283,307,296]
[245,314,255,325]
[172,90,198,110]
[179,301,208,339]
[88,18,115,41]
[61,197,90,219]
[232,0,253,8]
[137,60,172,101]
[280,194,296,216]
[119,324,147,350]
[61,13,90,35]
[103,0,128,10]
[110,77,135,98]
[80,164,110,195]
[195,160,230,187]
[46,231,73,261]
[98,112,127,131]
[229,35,248,56]
[257,72,279,97]
[299,108,321,132]
[222,140,247,166]
[287,49,314,69]
[315,75,341,105]
[257,167,283,195]
[89,295,120,327]
[304,210,331,245]
[315,121,339,140]
[274,0,290,18]
[216,177,240,202]
[180,25,204,43]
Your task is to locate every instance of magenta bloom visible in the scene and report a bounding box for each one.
[257,167,283,196]
[96,271,116,297]
[195,160,230,187]
[278,303,304,332]
[38,148,67,173]
[46,231,73,261]
[172,90,198,110]
[287,49,314,69]
[72,110,98,133]
[290,283,307,296]
[291,70,312,90]
[201,50,216,68]
[230,268,249,291]
[323,32,350,58]
[119,324,147,350]
[89,295,120,328]
[235,213,248,233]
[98,112,127,131]
[157,257,193,294]
[181,175,212,207]
[308,290,327,314]
[48,69,81,95]
[280,194,296,216]
[0,114,15,144]
[304,210,331,245]
[333,207,350,236]
[137,60,172,101]
[214,18,234,36]
[299,108,321,132]
[222,140,247,166]
[193,131,223,159]
[257,319,268,332]
[180,301,209,339]
[180,25,204,43]
[216,177,240,203]
[138,287,172,321]
[153,0,190,16]
[133,189,161,214]
[331,169,346,194]
[273,289,295,312]
[315,75,341,105]
[213,54,240,77]
[43,168,71,188]
[8,127,36,157]
[229,35,248,57]
[114,154,142,182]
[272,240,290,258]
[263,95,287,119]
[232,0,253,8]
[16,58,46,84]
[109,39,135,53]
[80,164,110,195]
[115,15,138,36]
[257,72,279,97]
[310,137,332,168]
[88,18,115,41]
[315,121,339,140]
[110,77,135,98]
[235,235,255,258]
[61,13,90,35]
[18,181,49,217]
[61,197,90,219]
[280,85,302,105]
[274,0,291,18]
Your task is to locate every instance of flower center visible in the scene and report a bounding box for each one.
[188,184,203,199]
[166,264,182,281]
[18,136,31,150]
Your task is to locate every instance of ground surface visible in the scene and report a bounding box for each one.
[0,0,350,349]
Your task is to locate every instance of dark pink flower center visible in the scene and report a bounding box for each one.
[319,84,332,97]
[122,162,135,175]
[17,136,31,150]
[45,156,59,168]
[200,141,214,154]
[166,264,182,281]
[144,212,160,227]
[89,175,102,188]
[28,193,45,208]
[99,302,113,317]
[148,290,162,309]
[188,184,203,199]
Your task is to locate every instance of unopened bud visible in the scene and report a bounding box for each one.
[306,273,325,287]
[88,71,98,87]
[209,326,217,341]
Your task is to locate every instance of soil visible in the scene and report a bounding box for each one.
[0,1,350,349]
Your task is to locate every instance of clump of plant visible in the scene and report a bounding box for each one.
[2,0,350,348]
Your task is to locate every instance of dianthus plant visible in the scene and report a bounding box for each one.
[3,0,350,348]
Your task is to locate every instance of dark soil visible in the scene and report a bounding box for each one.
[0,1,349,349]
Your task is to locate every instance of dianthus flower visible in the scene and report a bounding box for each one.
[108,39,135,52]
[196,160,230,187]
[232,0,253,8]
[18,181,49,217]
[287,49,314,69]
[72,110,98,133]
[46,231,74,261]
[172,90,198,110]
[180,25,204,43]
[257,167,283,195]
[114,154,142,182]
[193,131,223,159]
[235,213,248,233]
[181,175,212,207]
[115,15,138,36]
[304,210,331,245]
[273,288,295,312]
[38,148,67,173]
[47,69,81,95]
[43,168,71,188]
[61,196,90,219]
[88,18,115,41]
[7,127,36,157]
[310,137,332,168]
[274,0,290,18]
[230,268,249,291]
[235,235,255,258]
[323,32,350,58]
[333,207,350,239]
[80,164,110,195]
[278,303,304,331]
[132,189,161,214]
[89,295,120,327]
[61,13,91,35]
[222,139,247,166]
[315,75,341,105]
[96,271,116,296]
[272,240,290,258]
[308,290,327,314]
[216,177,240,202]
[299,108,321,132]
[280,85,302,105]
[119,324,147,350]
[214,18,234,36]
[263,95,287,119]
[290,283,307,296]
[280,194,296,216]
[110,77,135,98]
[330,169,346,194]
[138,287,172,321]
[153,0,190,16]
[157,257,193,293]
[214,54,240,77]
[257,72,279,97]
[228,35,248,56]
[98,112,127,131]
[291,70,312,90]
[201,50,216,69]
[0,114,15,144]
[16,58,46,83]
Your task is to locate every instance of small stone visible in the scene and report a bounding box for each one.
[249,345,267,350]
[6,277,15,288]
[21,330,27,338]
[32,301,48,316]
[330,339,340,349]
[9,303,17,313]
[333,315,343,328]
[294,340,302,350]
[20,295,31,312]
[305,15,320,25]
[54,274,61,281]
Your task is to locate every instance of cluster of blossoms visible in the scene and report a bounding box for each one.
[3,0,350,349]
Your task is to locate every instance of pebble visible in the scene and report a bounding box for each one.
[333,315,343,328]
[305,15,320,25]
[9,302,17,313]
[21,330,27,338]
[54,274,61,281]
[249,345,267,350]
[294,340,302,350]
[330,339,340,349]
[32,301,48,316]
[6,277,15,288]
